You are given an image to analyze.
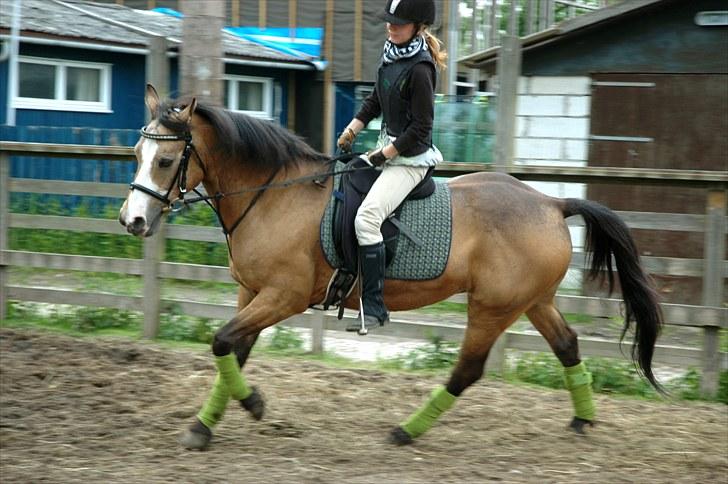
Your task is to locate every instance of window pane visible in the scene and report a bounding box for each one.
[237,82,264,111]
[66,67,101,101]
[19,63,56,99]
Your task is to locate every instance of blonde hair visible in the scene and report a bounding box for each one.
[422,28,447,70]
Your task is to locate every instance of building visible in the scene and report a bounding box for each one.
[461,0,728,302]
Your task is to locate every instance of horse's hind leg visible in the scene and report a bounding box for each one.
[390,305,520,445]
[526,300,596,434]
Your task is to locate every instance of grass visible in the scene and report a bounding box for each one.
[3,300,726,405]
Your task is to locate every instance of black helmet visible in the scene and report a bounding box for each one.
[378,0,436,26]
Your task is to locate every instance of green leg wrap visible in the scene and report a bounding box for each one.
[564,362,596,421]
[215,353,253,401]
[196,374,230,429]
[400,385,458,439]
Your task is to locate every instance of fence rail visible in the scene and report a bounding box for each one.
[1,142,726,395]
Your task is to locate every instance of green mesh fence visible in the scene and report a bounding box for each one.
[353,94,495,163]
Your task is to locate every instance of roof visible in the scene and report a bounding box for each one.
[458,0,671,68]
[0,0,321,69]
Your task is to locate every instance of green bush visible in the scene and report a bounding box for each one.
[267,326,305,352]
[384,335,460,371]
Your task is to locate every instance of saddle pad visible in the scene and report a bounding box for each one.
[320,171,452,281]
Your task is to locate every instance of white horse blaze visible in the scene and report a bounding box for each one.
[126,139,161,224]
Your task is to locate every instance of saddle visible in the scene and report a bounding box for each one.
[319,157,436,313]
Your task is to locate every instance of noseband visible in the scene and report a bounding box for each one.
[129,126,198,209]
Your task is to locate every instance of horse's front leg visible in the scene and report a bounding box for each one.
[181,287,301,450]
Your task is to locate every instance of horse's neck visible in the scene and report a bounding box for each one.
[203,156,328,238]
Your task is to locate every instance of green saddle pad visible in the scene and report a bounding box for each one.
[319,171,452,281]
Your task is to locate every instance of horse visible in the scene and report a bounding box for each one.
[119,85,663,450]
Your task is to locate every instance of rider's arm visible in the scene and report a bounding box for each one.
[391,62,436,156]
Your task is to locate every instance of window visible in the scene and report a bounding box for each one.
[224,76,273,119]
[13,57,111,112]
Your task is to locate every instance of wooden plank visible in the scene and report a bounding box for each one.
[159,261,233,283]
[2,250,143,275]
[434,163,728,188]
[0,141,135,160]
[6,285,141,310]
[494,34,521,169]
[164,224,225,243]
[701,189,727,397]
[9,214,127,235]
[0,154,9,319]
[447,293,727,328]
[142,228,165,339]
[569,251,719,278]
[9,178,128,197]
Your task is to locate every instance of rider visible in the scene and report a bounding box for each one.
[337,0,446,331]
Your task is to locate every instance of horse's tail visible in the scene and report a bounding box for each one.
[562,198,664,391]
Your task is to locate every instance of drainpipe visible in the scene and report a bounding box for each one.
[5,0,22,126]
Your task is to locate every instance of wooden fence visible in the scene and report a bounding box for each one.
[1,142,726,395]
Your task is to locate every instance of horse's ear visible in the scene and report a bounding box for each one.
[145,84,160,118]
[178,97,197,124]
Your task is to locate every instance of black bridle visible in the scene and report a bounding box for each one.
[130,126,199,207]
[130,124,371,256]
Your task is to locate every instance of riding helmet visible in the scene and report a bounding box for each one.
[378,0,436,26]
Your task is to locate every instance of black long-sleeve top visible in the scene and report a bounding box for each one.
[354,62,436,157]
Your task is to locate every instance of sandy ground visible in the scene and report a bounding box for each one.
[0,327,726,484]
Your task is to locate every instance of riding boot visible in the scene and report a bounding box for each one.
[347,242,390,332]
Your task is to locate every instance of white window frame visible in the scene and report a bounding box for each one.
[225,75,274,119]
[12,56,112,113]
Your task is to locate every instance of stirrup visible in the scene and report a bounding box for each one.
[346,297,388,335]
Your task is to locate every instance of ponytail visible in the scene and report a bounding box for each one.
[422,28,447,70]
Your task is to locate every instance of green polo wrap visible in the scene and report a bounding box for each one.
[400,385,458,439]
[564,362,596,421]
[215,353,253,401]
[197,374,230,429]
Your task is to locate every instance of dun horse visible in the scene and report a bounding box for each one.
[119,85,662,449]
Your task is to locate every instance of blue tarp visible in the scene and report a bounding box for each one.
[152,8,323,61]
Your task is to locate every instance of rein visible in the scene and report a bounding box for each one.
[131,125,371,256]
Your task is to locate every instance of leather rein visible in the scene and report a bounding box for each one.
[130,125,369,255]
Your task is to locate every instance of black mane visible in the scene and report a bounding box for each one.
[157,97,329,171]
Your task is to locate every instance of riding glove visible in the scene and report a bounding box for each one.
[337,128,356,153]
[367,148,388,167]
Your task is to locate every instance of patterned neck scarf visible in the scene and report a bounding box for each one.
[382,35,427,64]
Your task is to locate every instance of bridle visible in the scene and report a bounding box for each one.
[129,126,201,209]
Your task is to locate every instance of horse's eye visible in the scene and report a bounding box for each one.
[158,157,174,168]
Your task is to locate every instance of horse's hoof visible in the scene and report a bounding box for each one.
[240,386,265,420]
[180,419,212,450]
[388,426,414,446]
[569,416,594,435]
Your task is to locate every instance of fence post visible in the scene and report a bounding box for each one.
[311,311,325,355]
[142,226,165,338]
[486,332,508,375]
[0,153,9,320]
[700,189,726,397]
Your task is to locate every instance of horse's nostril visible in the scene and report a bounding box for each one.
[130,217,145,230]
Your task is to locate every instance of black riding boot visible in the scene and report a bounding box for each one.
[346,242,390,332]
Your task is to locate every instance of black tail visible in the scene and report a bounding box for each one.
[564,198,664,391]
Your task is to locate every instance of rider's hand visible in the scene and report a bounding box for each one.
[337,127,356,153]
[367,148,387,167]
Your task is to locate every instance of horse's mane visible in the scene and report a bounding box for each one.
[157,97,329,171]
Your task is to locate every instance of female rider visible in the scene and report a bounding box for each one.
[337,0,447,331]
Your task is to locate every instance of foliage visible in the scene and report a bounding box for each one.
[506,352,728,404]
[267,326,305,352]
[9,194,228,266]
[383,334,460,371]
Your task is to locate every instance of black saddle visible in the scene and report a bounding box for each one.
[332,156,435,275]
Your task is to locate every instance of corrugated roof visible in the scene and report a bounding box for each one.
[0,0,313,64]
[458,0,670,68]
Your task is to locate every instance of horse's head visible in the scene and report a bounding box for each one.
[119,84,205,237]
